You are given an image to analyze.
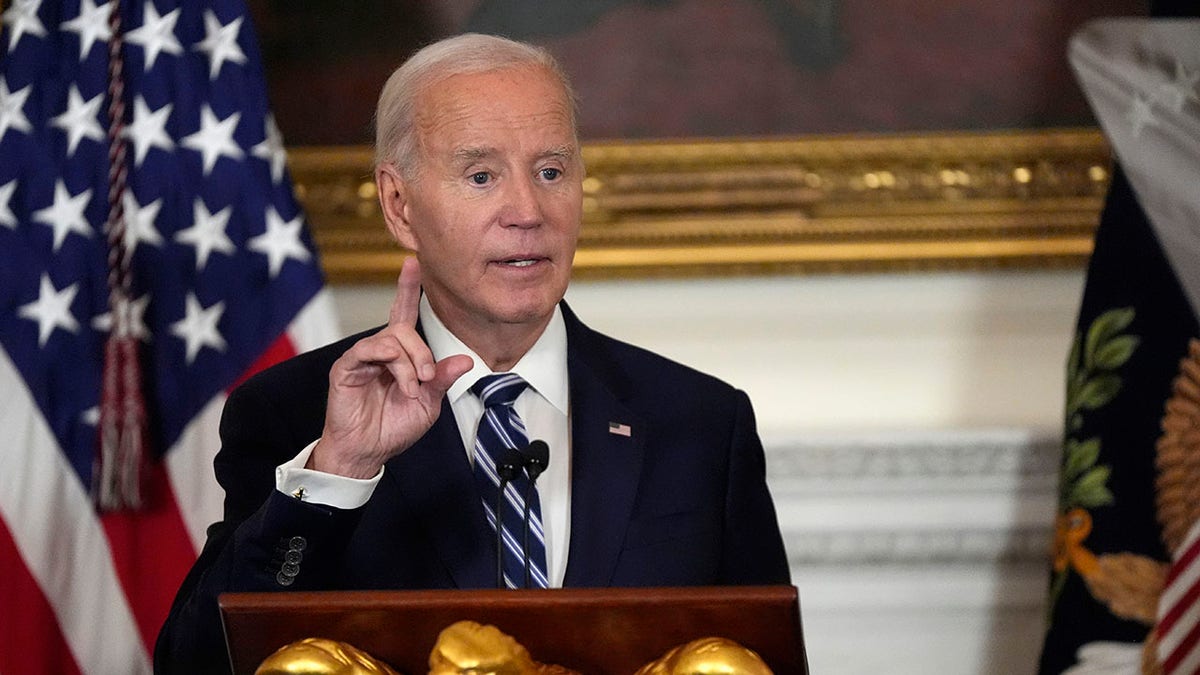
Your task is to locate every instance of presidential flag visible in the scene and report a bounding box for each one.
[0,0,339,672]
[1037,16,1200,675]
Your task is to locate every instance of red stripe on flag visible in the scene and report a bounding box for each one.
[100,460,198,654]
[1160,540,1200,634]
[1160,575,1200,638]
[0,516,83,675]
[1165,534,1200,586]
[228,334,299,394]
[1163,614,1200,674]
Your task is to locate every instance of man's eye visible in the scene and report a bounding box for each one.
[539,168,561,181]
[470,172,490,185]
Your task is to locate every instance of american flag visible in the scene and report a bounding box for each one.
[0,0,339,672]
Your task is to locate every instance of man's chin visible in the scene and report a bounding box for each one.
[481,292,564,327]
[492,303,558,327]
[492,284,565,315]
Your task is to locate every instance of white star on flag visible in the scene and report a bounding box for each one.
[18,274,81,347]
[252,114,288,184]
[249,207,311,277]
[123,95,174,166]
[1158,61,1200,114]
[92,293,152,341]
[1129,94,1157,138]
[174,198,234,270]
[2,0,48,53]
[124,3,182,71]
[32,180,93,252]
[59,0,112,62]
[0,76,33,141]
[193,10,246,80]
[0,179,16,229]
[181,104,243,176]
[50,85,105,155]
[122,192,165,255]
[80,406,100,427]
[171,293,227,364]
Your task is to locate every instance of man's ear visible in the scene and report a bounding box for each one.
[376,163,418,250]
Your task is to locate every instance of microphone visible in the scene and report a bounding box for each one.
[521,440,549,481]
[494,448,523,589]
[518,440,549,588]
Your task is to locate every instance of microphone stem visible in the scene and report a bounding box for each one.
[522,478,535,589]
[496,476,508,589]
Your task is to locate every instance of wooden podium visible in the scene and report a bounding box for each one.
[220,586,807,674]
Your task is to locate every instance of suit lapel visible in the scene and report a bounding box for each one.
[561,308,646,587]
[387,397,496,589]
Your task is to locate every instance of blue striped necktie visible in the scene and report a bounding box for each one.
[471,373,549,589]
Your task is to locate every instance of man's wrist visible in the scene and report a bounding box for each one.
[277,440,383,509]
[307,439,385,479]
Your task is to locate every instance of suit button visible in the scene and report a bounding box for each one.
[285,549,303,564]
[276,571,294,586]
[289,536,307,551]
[281,562,300,577]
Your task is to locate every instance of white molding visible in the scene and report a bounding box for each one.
[785,527,1052,565]
[766,429,1060,569]
[766,429,1060,482]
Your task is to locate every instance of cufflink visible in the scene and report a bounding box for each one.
[291,486,307,501]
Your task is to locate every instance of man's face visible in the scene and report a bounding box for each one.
[383,65,582,341]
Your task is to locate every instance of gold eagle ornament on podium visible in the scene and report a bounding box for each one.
[254,619,774,675]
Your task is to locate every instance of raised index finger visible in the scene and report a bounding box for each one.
[388,256,422,327]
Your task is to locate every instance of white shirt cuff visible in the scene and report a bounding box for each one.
[275,439,384,510]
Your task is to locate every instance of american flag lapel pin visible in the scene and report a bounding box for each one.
[609,421,632,437]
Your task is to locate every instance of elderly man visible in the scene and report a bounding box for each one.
[156,33,789,672]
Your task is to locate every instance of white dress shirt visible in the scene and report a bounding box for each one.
[275,296,573,587]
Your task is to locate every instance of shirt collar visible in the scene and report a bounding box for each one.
[419,295,569,415]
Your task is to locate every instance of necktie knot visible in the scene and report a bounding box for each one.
[472,373,527,409]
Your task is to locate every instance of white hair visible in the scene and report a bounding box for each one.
[373,33,578,176]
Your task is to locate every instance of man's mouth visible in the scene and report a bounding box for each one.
[498,258,541,267]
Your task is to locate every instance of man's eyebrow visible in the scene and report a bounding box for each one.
[450,145,578,165]
[540,145,577,161]
[451,147,496,163]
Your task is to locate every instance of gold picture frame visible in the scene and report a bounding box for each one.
[293,127,1109,283]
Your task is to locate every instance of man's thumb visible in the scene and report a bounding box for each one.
[429,354,474,397]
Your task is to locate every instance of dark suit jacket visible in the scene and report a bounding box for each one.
[155,303,790,673]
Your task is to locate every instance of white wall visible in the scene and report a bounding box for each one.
[329,268,1086,674]
[333,270,1083,434]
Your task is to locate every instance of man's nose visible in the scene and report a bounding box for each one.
[501,175,542,228]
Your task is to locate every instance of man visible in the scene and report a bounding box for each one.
[156,33,789,672]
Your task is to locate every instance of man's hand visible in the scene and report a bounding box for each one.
[309,257,473,478]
